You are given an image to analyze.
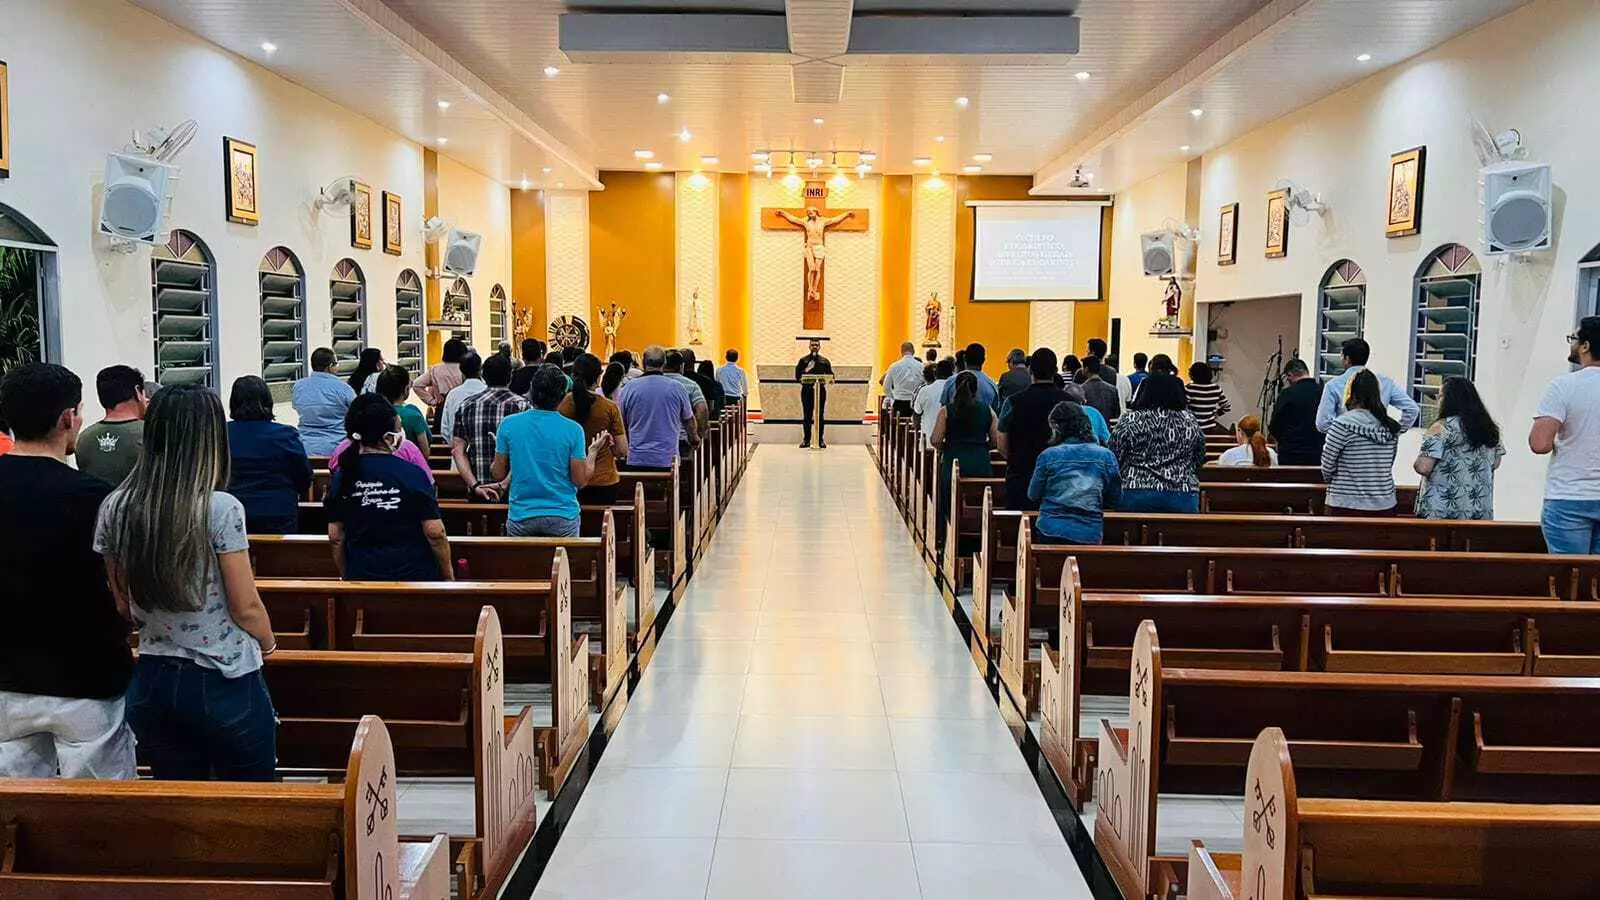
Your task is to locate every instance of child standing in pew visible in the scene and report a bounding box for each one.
[94,386,280,781]
[325,395,454,582]
[1028,402,1121,545]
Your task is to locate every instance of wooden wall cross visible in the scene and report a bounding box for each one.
[761,179,870,330]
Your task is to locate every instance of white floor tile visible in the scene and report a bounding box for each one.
[879,675,998,720]
[913,842,1092,900]
[706,840,920,900]
[648,639,755,673]
[561,767,729,838]
[732,714,897,770]
[889,718,1029,774]
[746,639,878,674]
[533,838,715,900]
[899,772,1064,844]
[741,672,886,717]
[602,713,741,768]
[718,769,909,841]
[629,671,749,716]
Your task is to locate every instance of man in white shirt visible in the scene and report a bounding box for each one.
[881,342,925,418]
[439,352,487,442]
[716,349,748,405]
[1531,316,1600,554]
[914,358,955,450]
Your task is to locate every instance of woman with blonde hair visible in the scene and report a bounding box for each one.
[1217,415,1277,467]
[94,385,279,780]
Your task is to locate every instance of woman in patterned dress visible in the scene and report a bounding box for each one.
[1413,376,1504,520]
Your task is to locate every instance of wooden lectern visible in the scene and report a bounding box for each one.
[800,373,834,451]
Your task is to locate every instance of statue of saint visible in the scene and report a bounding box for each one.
[514,306,536,343]
[687,288,705,346]
[922,292,942,346]
[775,207,855,304]
[598,303,626,359]
[1162,277,1182,321]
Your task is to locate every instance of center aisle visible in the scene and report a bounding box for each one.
[533,446,1092,900]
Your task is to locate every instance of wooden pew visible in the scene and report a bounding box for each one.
[617,463,688,596]
[1034,563,1600,803]
[1201,481,1418,515]
[943,464,1006,591]
[266,602,582,898]
[310,468,472,501]
[1093,620,1600,900]
[309,454,455,472]
[0,716,447,900]
[1187,728,1600,900]
[250,522,627,708]
[1197,464,1323,483]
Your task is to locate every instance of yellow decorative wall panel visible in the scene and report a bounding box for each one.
[675,173,720,353]
[544,190,591,325]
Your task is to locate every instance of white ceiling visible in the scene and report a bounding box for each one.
[128,0,1531,191]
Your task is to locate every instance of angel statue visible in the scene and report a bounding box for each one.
[687,288,706,346]
[922,292,942,347]
[598,303,627,359]
[514,306,537,343]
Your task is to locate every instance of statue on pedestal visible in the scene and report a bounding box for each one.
[922,292,942,347]
[1152,276,1187,334]
[598,303,627,359]
[687,288,705,346]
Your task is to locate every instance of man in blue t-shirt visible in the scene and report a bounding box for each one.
[939,342,999,410]
[616,346,698,471]
[493,365,608,537]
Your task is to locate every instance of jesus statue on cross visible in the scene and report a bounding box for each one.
[775,207,854,305]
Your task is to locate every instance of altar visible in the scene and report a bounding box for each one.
[754,364,873,424]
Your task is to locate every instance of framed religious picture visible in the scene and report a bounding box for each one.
[0,60,10,179]
[1386,146,1426,238]
[222,137,259,225]
[350,181,373,250]
[1217,202,1239,266]
[1264,188,1290,258]
[381,190,402,256]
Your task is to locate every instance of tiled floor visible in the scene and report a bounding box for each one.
[533,446,1092,900]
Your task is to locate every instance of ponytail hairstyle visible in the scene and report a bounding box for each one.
[950,370,979,417]
[569,353,602,422]
[336,394,403,503]
[601,362,627,398]
[1345,369,1401,437]
[104,385,229,613]
[1237,415,1271,467]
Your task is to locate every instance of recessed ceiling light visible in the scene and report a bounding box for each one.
[520,178,530,190]
[752,151,770,162]
[634,149,655,159]
[955,96,969,107]
[645,161,663,170]
[542,166,552,173]
[1179,145,1191,152]
[556,181,565,188]
[934,135,946,143]
[657,92,670,103]
[962,165,982,174]
[261,42,278,54]
[813,117,825,125]
[806,156,824,168]
[677,128,692,142]
[544,65,560,77]
[972,153,993,163]
[1356,53,1373,62]
[1190,108,1204,117]
[912,157,932,166]
[437,100,451,110]
[436,137,448,145]
[700,155,720,165]
[861,151,877,162]
[1074,71,1091,81]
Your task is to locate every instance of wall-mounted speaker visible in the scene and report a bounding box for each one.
[1141,229,1195,277]
[98,153,174,244]
[1482,161,1552,255]
[442,228,482,276]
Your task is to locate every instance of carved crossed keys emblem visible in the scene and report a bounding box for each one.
[485,647,502,689]
[1251,778,1278,848]
[1132,661,1150,707]
[364,766,391,836]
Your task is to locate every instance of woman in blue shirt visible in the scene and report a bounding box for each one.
[226,376,313,534]
[325,395,453,581]
[1028,402,1121,545]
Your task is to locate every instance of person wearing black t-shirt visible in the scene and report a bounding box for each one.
[325,395,454,582]
[1269,358,1325,466]
[997,348,1073,511]
[0,363,135,778]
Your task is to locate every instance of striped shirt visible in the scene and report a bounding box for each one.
[1320,410,1399,511]
[1109,409,1208,493]
[1184,382,1230,430]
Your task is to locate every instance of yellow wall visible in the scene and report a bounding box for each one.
[718,174,751,362]
[878,175,914,393]
[590,171,677,348]
[509,190,547,344]
[954,176,1035,364]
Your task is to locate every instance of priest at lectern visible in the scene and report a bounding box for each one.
[795,338,834,449]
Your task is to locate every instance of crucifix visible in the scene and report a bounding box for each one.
[761,180,870,330]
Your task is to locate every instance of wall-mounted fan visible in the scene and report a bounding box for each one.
[98,119,195,247]
[314,177,360,215]
[1272,179,1328,226]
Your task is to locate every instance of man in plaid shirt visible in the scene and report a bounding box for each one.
[451,354,529,502]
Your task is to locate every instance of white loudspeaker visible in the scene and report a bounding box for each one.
[442,228,482,276]
[98,153,174,244]
[1482,161,1552,255]
[1141,230,1194,277]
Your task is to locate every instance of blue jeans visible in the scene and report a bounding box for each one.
[509,514,581,537]
[1117,489,1200,514]
[126,656,277,781]
[1541,499,1600,555]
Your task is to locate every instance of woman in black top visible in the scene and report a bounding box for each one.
[1109,373,1207,513]
[226,376,313,534]
[997,348,1070,511]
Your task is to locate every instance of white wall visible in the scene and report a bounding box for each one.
[0,0,508,420]
[436,154,513,353]
[1108,164,1192,368]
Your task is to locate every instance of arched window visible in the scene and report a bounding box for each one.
[151,230,219,388]
[1316,259,1365,382]
[489,284,508,347]
[395,269,423,378]
[1409,243,1482,424]
[0,203,62,371]
[1579,244,1600,322]
[259,246,307,400]
[330,259,366,377]
[436,277,472,349]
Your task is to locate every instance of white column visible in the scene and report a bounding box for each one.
[544,190,590,323]
[675,172,720,352]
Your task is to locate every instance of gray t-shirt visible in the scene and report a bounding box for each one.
[94,490,261,677]
[75,419,144,486]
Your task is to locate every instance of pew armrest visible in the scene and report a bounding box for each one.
[398,835,450,900]
[1470,711,1600,776]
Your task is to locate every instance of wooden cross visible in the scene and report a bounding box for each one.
[761,180,870,330]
